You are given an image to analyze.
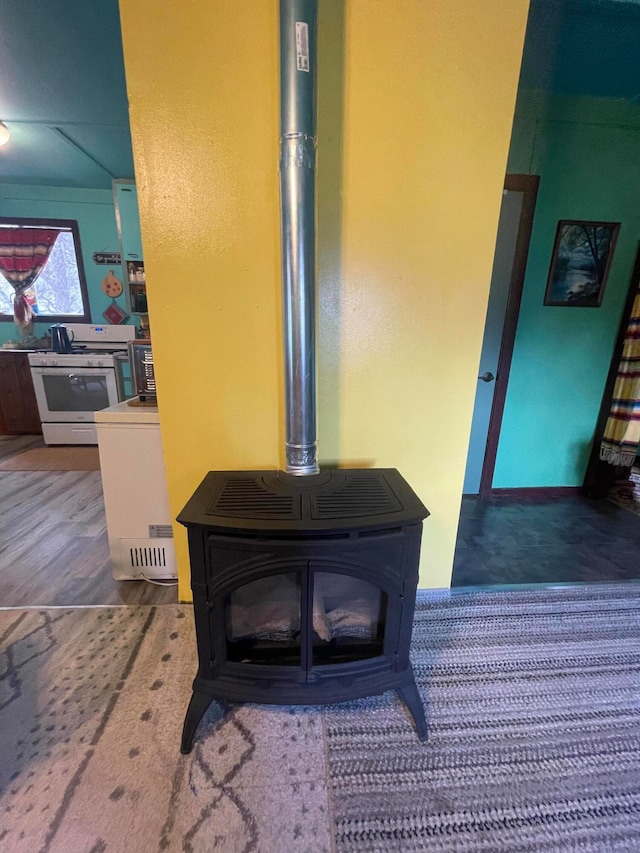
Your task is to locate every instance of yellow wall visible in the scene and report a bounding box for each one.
[118,0,529,600]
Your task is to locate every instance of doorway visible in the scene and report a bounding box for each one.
[0,0,174,607]
[463,175,539,497]
[454,233,640,590]
[453,0,640,588]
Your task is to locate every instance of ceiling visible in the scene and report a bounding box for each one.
[0,0,638,192]
[0,0,133,190]
[520,0,640,101]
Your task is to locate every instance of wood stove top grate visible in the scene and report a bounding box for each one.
[204,471,403,522]
[207,478,300,519]
[311,475,401,518]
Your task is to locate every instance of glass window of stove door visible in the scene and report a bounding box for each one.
[224,573,302,665]
[311,572,387,665]
[40,371,111,412]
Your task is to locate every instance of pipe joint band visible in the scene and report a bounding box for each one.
[285,442,319,475]
[279,135,316,170]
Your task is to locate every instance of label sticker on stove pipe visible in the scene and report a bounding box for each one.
[296,22,310,72]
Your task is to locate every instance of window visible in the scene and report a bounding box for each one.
[0,218,90,323]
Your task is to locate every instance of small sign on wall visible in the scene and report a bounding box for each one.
[93,251,122,265]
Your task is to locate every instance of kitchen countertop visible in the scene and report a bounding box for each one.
[95,399,160,425]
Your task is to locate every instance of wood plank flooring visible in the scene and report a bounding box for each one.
[10,440,636,598]
[0,437,177,607]
[0,434,43,460]
[452,493,640,587]
[0,442,100,471]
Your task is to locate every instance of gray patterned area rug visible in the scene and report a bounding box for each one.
[326,584,640,852]
[1,584,639,852]
[0,606,331,853]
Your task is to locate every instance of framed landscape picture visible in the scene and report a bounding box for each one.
[544,220,620,307]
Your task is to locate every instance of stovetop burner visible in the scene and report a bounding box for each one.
[37,346,128,356]
[28,347,125,368]
[71,347,128,355]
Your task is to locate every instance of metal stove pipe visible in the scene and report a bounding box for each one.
[279,0,319,475]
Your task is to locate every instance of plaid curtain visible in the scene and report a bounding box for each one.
[0,227,60,329]
[599,291,640,467]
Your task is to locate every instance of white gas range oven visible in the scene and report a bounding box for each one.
[28,323,136,445]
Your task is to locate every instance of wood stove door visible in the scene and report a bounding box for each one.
[213,569,397,679]
[308,568,391,667]
[206,531,413,688]
[221,568,306,669]
[216,563,396,683]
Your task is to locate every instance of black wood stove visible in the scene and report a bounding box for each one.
[177,2,430,754]
[178,468,428,753]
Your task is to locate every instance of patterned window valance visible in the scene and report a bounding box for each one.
[0,227,60,329]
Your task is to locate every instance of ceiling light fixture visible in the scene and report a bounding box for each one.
[0,122,10,146]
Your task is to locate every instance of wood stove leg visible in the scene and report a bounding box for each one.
[180,689,215,754]
[397,680,428,742]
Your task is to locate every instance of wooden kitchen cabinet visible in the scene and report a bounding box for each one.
[0,351,42,435]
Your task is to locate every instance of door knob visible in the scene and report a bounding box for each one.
[478,371,495,382]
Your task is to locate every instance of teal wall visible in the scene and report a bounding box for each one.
[0,184,132,345]
[493,91,640,488]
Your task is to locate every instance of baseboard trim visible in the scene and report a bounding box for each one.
[488,486,583,499]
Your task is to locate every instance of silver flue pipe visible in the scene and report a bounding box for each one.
[279,0,319,475]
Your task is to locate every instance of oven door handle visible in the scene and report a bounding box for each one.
[31,367,114,374]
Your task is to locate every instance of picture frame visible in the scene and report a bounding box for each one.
[543,220,620,307]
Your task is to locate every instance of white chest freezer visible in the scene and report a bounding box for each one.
[95,400,177,581]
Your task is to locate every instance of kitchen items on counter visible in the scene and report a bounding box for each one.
[50,324,74,353]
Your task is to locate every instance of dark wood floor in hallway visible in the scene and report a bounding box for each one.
[452,493,640,587]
